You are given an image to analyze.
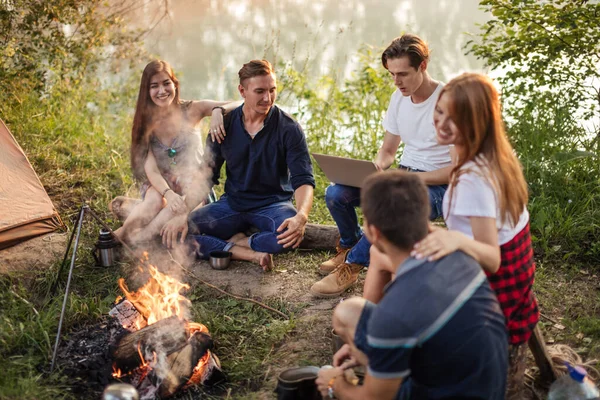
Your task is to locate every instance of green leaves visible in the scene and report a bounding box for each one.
[0,0,145,100]
[468,0,600,261]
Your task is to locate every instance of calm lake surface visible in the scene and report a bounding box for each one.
[139,0,490,101]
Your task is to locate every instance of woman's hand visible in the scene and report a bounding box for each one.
[165,190,187,215]
[209,107,226,144]
[411,229,465,262]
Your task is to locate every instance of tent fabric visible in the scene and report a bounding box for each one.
[0,118,63,250]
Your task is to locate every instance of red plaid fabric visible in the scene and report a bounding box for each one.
[486,223,539,345]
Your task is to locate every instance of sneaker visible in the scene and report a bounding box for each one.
[310,262,364,298]
[318,246,351,276]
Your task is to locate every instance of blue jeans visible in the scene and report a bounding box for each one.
[325,178,447,267]
[189,196,298,258]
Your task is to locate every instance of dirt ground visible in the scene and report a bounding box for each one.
[0,232,67,274]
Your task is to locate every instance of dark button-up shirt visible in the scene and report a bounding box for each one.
[205,104,315,212]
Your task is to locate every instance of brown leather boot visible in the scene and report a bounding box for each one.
[310,262,364,298]
[318,246,351,276]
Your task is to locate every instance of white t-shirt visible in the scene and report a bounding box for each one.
[443,161,529,245]
[382,84,451,172]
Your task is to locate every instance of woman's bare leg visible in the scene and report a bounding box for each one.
[115,188,164,243]
[128,202,178,244]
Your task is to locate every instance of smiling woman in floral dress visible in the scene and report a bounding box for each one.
[115,60,237,248]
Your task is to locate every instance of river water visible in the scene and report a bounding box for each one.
[139,0,489,101]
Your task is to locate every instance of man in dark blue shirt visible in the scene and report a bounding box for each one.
[190,60,315,270]
[316,171,508,400]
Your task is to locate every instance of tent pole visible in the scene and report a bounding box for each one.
[50,204,87,373]
[47,204,85,299]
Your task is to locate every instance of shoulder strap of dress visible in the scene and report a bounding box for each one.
[179,100,193,114]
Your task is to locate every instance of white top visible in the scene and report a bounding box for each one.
[382,84,451,172]
[443,160,529,245]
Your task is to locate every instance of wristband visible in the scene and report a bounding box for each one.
[212,106,226,115]
[161,187,172,197]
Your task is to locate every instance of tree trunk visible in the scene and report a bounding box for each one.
[110,196,340,250]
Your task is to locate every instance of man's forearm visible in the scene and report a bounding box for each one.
[333,377,367,400]
[294,184,314,220]
[416,165,452,185]
[374,150,396,170]
[334,375,401,400]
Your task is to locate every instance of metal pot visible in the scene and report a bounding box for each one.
[209,250,232,270]
[274,366,321,400]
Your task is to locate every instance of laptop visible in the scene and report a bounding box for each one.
[312,153,378,188]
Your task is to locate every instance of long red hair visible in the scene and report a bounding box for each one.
[441,73,528,226]
[130,60,181,181]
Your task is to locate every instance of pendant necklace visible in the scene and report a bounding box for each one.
[155,109,184,166]
[166,137,178,165]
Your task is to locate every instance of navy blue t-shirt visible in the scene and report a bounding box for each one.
[205,105,315,212]
[356,252,508,400]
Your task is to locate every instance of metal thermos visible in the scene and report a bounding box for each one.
[94,228,118,267]
[102,383,139,400]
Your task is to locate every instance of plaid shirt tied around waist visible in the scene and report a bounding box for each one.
[486,223,539,345]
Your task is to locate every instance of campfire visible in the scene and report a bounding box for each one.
[108,253,223,399]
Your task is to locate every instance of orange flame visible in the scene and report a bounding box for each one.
[188,322,209,335]
[113,254,215,389]
[186,350,212,386]
[118,265,191,325]
[112,366,123,379]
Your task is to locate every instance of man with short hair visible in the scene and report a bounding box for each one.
[310,33,455,297]
[316,171,508,400]
[190,59,315,270]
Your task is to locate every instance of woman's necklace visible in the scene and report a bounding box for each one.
[165,137,178,165]
[155,110,184,165]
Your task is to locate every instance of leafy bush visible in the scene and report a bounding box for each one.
[465,0,600,261]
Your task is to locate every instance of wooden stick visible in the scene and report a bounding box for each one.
[167,251,289,320]
[540,312,559,325]
[528,324,558,385]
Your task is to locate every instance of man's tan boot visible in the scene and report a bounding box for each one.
[310,262,364,298]
[318,247,351,276]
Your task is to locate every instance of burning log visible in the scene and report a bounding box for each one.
[109,299,147,332]
[158,331,213,398]
[112,316,188,375]
[110,196,340,250]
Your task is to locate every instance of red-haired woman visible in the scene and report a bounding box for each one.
[115,60,237,248]
[412,72,539,399]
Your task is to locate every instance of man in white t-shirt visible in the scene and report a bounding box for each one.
[311,34,455,298]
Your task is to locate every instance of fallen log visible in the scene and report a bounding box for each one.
[110,196,340,250]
